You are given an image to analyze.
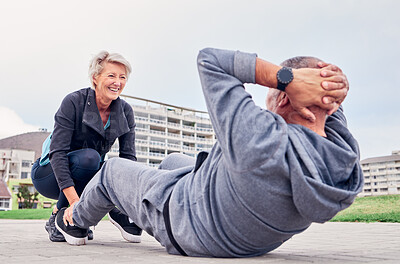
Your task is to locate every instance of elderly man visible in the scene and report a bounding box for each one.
[55,48,363,258]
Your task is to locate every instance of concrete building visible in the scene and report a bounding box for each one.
[360,150,400,196]
[108,95,216,167]
[0,149,36,182]
[0,132,49,210]
[0,180,12,211]
[0,131,50,161]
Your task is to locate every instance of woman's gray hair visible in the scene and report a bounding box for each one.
[88,51,132,89]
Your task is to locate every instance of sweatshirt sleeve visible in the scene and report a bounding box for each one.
[49,94,76,191]
[197,48,288,172]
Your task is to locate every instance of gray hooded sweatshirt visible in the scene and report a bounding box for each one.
[165,48,363,257]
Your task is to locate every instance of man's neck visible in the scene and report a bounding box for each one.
[282,106,327,137]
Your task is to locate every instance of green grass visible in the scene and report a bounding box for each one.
[0,208,53,219]
[331,194,400,223]
[1,195,399,223]
[0,208,109,220]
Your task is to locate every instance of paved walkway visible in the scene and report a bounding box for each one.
[0,219,399,263]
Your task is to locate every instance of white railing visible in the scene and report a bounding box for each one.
[136,116,149,122]
[149,141,166,147]
[182,125,195,131]
[196,137,215,143]
[149,152,165,157]
[196,127,214,133]
[149,118,166,125]
[182,146,195,151]
[182,135,196,141]
[167,133,180,138]
[167,143,181,149]
[150,130,166,136]
[136,127,148,133]
[167,122,181,128]
[136,139,148,145]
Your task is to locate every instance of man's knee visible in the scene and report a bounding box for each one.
[102,157,140,179]
[159,153,195,170]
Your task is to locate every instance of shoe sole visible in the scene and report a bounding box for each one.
[108,213,141,243]
[55,221,88,246]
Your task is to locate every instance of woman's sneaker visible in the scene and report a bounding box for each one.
[46,211,93,241]
[88,229,94,240]
[45,212,66,242]
[108,208,142,243]
[55,207,89,246]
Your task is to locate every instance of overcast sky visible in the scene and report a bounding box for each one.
[0,0,399,160]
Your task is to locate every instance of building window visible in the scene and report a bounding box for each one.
[22,160,32,167]
[0,199,9,208]
[12,185,20,193]
[21,172,29,179]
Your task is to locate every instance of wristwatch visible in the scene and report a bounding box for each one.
[276,67,294,92]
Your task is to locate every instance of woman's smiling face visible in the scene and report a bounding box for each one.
[93,62,127,103]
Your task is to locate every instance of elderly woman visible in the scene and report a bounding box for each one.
[31,51,141,243]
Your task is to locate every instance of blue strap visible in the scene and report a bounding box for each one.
[39,133,52,166]
[104,115,111,130]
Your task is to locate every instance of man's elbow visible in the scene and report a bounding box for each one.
[197,47,222,68]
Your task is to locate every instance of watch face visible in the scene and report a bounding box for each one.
[278,67,293,84]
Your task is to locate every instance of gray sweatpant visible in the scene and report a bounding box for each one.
[72,153,195,255]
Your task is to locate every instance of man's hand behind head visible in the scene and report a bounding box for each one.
[318,62,349,115]
[284,61,348,121]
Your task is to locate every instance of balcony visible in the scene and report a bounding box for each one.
[182,135,196,142]
[167,143,181,150]
[167,122,181,128]
[182,146,196,152]
[136,139,149,145]
[149,130,166,136]
[149,141,166,147]
[149,118,166,126]
[182,125,195,131]
[135,116,149,123]
[136,127,148,133]
[167,133,181,138]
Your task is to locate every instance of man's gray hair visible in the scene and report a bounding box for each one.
[88,51,132,89]
[280,56,320,70]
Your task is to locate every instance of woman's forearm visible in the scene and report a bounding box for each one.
[62,186,80,206]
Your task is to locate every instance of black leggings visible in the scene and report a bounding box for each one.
[31,148,101,209]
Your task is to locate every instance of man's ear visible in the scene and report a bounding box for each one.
[278,93,290,107]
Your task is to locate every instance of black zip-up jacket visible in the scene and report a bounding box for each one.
[49,87,136,191]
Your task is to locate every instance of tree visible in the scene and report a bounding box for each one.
[16,185,39,209]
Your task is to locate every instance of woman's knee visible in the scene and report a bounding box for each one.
[68,148,101,171]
